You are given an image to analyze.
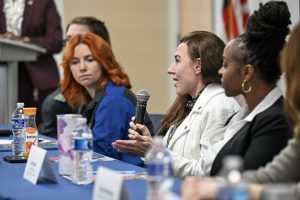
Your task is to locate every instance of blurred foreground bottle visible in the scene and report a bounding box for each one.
[11,102,25,157]
[145,136,173,200]
[71,118,93,185]
[217,156,249,200]
[23,107,38,157]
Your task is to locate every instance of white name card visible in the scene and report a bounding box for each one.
[23,145,57,184]
[93,167,129,200]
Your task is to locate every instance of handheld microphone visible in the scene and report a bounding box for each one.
[135,89,150,134]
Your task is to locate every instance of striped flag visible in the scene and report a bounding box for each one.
[222,0,249,42]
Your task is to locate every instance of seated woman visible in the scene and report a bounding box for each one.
[60,32,151,166]
[208,0,292,176]
[181,1,297,199]
[182,19,300,200]
[39,17,153,138]
[112,31,241,178]
[39,16,112,138]
[241,22,300,200]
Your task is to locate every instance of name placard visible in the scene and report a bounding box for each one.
[93,167,128,200]
[23,145,57,184]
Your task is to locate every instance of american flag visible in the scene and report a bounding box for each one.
[222,0,249,42]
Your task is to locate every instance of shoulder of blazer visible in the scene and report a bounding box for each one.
[250,96,285,123]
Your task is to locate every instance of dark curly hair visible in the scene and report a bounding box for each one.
[242,1,291,85]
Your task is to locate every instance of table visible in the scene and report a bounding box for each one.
[0,150,181,200]
[0,135,57,152]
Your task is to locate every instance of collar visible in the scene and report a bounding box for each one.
[244,86,282,122]
[92,81,114,102]
[191,84,225,113]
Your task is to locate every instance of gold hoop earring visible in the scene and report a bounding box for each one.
[242,80,252,93]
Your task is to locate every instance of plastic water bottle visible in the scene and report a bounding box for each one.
[71,118,93,185]
[217,156,249,200]
[11,102,25,157]
[145,136,173,200]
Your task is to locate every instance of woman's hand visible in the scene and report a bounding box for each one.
[249,183,262,200]
[112,117,154,157]
[181,177,219,200]
[1,32,18,40]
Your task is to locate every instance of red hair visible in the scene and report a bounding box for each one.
[60,32,131,107]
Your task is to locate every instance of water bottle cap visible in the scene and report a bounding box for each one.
[23,107,37,115]
[227,170,242,184]
[17,102,24,108]
[222,155,243,169]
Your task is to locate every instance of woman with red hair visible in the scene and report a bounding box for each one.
[61,32,150,166]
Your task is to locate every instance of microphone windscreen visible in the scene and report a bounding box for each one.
[136,89,150,103]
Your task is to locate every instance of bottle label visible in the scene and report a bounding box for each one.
[147,162,173,177]
[217,187,249,200]
[73,139,93,151]
[147,163,165,176]
[11,118,25,130]
[24,127,38,157]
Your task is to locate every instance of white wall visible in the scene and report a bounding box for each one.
[53,0,64,79]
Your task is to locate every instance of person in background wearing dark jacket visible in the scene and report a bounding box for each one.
[0,0,63,125]
[60,32,149,166]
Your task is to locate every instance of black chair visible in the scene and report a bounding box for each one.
[149,114,164,133]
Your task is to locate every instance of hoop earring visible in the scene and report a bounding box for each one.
[242,80,252,93]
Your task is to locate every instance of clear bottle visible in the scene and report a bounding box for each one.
[23,107,38,158]
[11,102,25,157]
[145,136,173,200]
[217,156,249,200]
[71,118,93,185]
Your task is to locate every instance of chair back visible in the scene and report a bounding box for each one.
[149,114,164,133]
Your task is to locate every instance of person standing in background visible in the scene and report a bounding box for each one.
[0,0,63,125]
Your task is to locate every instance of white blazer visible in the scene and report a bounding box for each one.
[163,84,240,178]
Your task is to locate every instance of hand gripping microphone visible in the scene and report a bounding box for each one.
[135,89,150,134]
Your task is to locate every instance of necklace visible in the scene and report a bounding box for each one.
[185,85,207,111]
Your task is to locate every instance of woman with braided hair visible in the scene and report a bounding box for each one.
[179,0,292,187]
[181,18,300,200]
[208,0,293,176]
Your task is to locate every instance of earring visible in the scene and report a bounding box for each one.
[242,80,252,93]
